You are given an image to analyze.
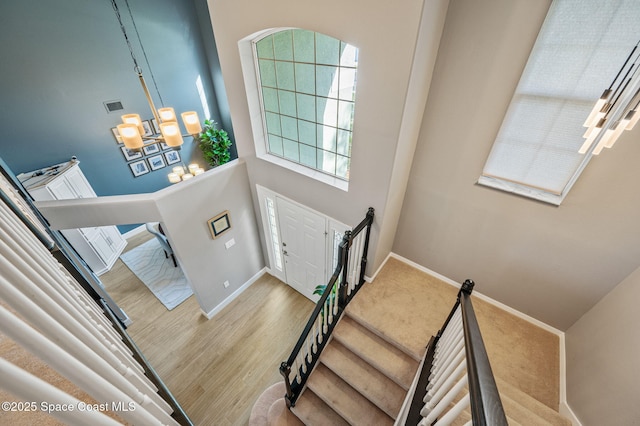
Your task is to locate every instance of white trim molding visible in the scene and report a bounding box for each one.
[202,268,267,320]
[388,252,562,334]
[560,399,583,426]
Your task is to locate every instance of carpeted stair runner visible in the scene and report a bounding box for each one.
[272,310,419,425]
[319,340,405,418]
[257,309,572,426]
[331,315,419,391]
[253,258,572,425]
[442,379,568,426]
[497,378,571,426]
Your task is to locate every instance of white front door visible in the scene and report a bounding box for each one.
[276,197,326,301]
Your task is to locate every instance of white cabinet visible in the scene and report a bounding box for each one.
[18,160,127,276]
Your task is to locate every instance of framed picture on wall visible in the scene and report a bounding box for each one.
[142,120,153,137]
[164,150,181,165]
[143,143,160,156]
[207,210,231,239]
[111,127,122,144]
[151,118,159,134]
[160,142,170,151]
[147,154,166,171]
[121,146,143,161]
[129,159,150,177]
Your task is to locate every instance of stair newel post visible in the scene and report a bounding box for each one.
[338,231,352,311]
[279,362,293,407]
[460,279,474,296]
[357,207,375,287]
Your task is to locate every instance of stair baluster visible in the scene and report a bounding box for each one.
[398,280,508,425]
[279,208,375,407]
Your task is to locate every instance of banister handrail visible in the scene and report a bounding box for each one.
[459,284,507,425]
[284,238,347,367]
[280,207,374,407]
[400,279,507,425]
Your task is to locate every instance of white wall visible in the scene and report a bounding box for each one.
[37,160,265,315]
[565,265,640,425]
[392,0,640,330]
[155,161,263,314]
[207,0,445,274]
[37,194,161,228]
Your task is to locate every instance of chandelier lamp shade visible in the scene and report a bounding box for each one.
[580,40,640,156]
[111,0,202,151]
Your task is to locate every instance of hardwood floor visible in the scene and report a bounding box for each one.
[99,230,314,425]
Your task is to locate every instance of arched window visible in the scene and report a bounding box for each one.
[245,29,358,186]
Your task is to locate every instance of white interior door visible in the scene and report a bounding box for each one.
[327,218,351,280]
[276,197,326,301]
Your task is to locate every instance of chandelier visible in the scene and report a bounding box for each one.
[580,41,640,155]
[111,0,201,151]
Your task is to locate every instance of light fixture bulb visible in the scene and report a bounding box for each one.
[117,123,144,150]
[181,111,202,134]
[604,120,627,149]
[158,107,177,122]
[594,128,615,154]
[583,90,611,127]
[578,118,605,154]
[160,122,184,148]
[121,114,144,135]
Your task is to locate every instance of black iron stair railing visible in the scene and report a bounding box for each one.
[280,207,374,407]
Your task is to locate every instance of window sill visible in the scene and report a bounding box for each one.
[257,153,349,192]
[477,175,563,206]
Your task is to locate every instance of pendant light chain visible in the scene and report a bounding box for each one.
[111,0,165,107]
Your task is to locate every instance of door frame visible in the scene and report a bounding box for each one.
[256,185,350,299]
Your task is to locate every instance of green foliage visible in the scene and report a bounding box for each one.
[314,282,340,316]
[314,282,338,298]
[198,120,232,167]
[313,284,327,296]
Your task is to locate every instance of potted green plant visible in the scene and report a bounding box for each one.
[198,120,233,167]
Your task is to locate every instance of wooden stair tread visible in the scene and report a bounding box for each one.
[333,315,419,390]
[291,388,349,426]
[307,363,394,426]
[320,340,405,419]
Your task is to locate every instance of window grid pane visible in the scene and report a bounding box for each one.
[255,29,357,180]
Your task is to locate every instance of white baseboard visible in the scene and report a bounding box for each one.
[122,224,146,239]
[389,252,562,335]
[201,268,267,320]
[560,401,582,426]
[368,251,394,283]
[386,252,578,419]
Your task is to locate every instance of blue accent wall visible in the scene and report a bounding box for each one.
[0,0,233,233]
